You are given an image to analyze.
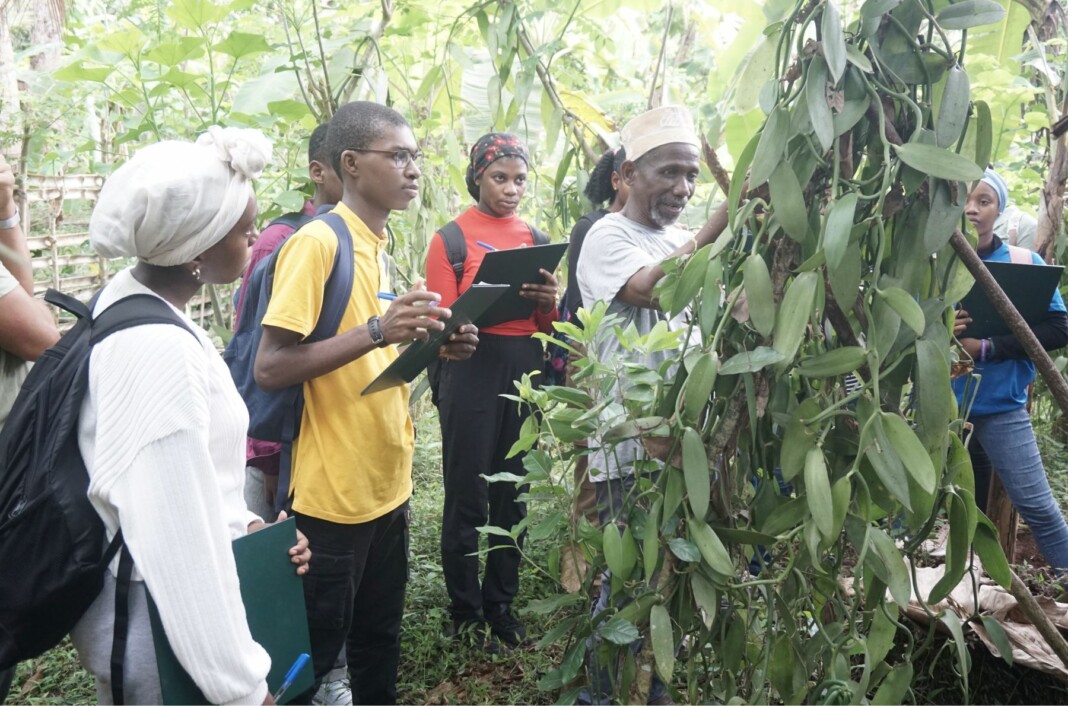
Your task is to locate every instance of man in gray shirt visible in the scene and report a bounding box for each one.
[574,105,726,705]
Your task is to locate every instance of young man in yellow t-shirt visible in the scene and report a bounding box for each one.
[255,101,479,705]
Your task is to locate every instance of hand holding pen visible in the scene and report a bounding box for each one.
[377,279,451,344]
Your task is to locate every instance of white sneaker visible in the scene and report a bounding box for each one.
[312,677,353,705]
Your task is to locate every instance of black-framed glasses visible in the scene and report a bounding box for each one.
[354,148,423,169]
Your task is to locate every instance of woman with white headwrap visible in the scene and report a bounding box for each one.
[953,169,1068,575]
[71,127,309,705]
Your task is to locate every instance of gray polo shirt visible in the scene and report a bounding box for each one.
[576,212,693,481]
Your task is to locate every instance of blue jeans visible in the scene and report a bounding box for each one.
[579,475,668,705]
[969,406,1068,571]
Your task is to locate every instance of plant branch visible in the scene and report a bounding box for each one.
[646,1,674,109]
[1009,568,1068,668]
[700,135,730,194]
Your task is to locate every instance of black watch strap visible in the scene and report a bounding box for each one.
[367,315,386,347]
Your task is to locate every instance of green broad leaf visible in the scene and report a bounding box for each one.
[861,0,901,21]
[936,67,971,149]
[823,193,858,270]
[773,271,818,361]
[682,427,710,521]
[672,244,711,317]
[691,573,719,629]
[213,31,272,59]
[710,526,777,545]
[274,190,307,213]
[143,37,207,66]
[806,57,834,153]
[603,523,624,577]
[821,1,847,83]
[868,528,911,606]
[867,602,898,665]
[781,398,822,481]
[166,0,230,30]
[600,616,642,645]
[894,143,984,182]
[545,385,594,408]
[769,162,809,241]
[523,592,584,617]
[729,132,760,232]
[760,496,809,536]
[879,412,937,494]
[979,615,1015,666]
[915,339,954,447]
[798,346,867,378]
[683,352,718,425]
[804,447,834,539]
[877,287,925,335]
[734,36,778,113]
[719,346,785,375]
[650,604,676,681]
[689,520,735,577]
[940,611,972,694]
[267,99,312,122]
[662,468,685,529]
[750,106,789,188]
[477,524,516,538]
[53,61,115,83]
[603,416,668,443]
[871,662,913,705]
[929,494,972,603]
[535,614,582,650]
[744,254,775,337]
[668,537,701,563]
[936,0,1005,29]
[833,94,870,137]
[975,100,992,173]
[845,45,873,73]
[528,511,564,542]
[768,636,799,701]
[924,179,965,254]
[974,515,1012,587]
[864,415,912,510]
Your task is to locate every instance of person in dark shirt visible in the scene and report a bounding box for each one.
[564,147,628,323]
[954,169,1068,573]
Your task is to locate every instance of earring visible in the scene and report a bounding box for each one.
[192,266,202,281]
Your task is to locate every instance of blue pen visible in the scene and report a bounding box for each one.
[273,652,310,702]
[476,240,497,251]
[377,292,397,301]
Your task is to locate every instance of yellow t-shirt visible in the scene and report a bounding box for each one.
[262,203,413,524]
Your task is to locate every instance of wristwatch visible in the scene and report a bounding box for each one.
[0,208,19,230]
[367,315,386,347]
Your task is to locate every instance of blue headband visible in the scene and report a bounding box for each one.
[981,168,1008,214]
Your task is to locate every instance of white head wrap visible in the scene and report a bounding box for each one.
[621,106,700,163]
[90,126,272,266]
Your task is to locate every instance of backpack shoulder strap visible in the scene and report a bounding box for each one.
[268,209,314,232]
[89,294,197,345]
[1007,244,1033,265]
[309,212,355,341]
[437,220,467,285]
[529,224,550,246]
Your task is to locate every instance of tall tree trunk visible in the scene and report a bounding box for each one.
[29,0,63,72]
[0,1,22,157]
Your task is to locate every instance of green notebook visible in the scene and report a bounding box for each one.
[147,517,313,704]
[470,242,569,328]
[361,283,510,395]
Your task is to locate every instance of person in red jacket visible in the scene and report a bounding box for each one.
[425,132,558,650]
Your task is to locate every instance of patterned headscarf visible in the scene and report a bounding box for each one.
[465,132,529,200]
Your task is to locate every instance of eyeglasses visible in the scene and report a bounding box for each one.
[354,148,423,169]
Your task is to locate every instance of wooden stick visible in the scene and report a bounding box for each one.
[1009,568,1068,668]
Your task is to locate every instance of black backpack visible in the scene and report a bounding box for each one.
[426,220,550,404]
[0,289,194,702]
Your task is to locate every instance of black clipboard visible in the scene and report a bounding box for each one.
[361,283,510,396]
[148,518,313,704]
[960,260,1064,338]
[470,242,568,328]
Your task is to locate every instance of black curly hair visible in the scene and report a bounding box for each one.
[583,147,626,206]
[327,101,410,177]
[308,122,331,165]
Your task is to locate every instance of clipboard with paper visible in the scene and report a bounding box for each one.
[147,518,313,705]
[960,260,1064,339]
[470,242,568,328]
[361,283,510,396]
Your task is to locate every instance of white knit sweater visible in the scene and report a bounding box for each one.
[77,268,269,705]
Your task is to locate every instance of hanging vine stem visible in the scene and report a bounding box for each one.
[646,1,675,109]
[277,1,320,121]
[515,25,598,163]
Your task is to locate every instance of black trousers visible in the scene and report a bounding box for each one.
[291,503,409,705]
[438,333,542,621]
